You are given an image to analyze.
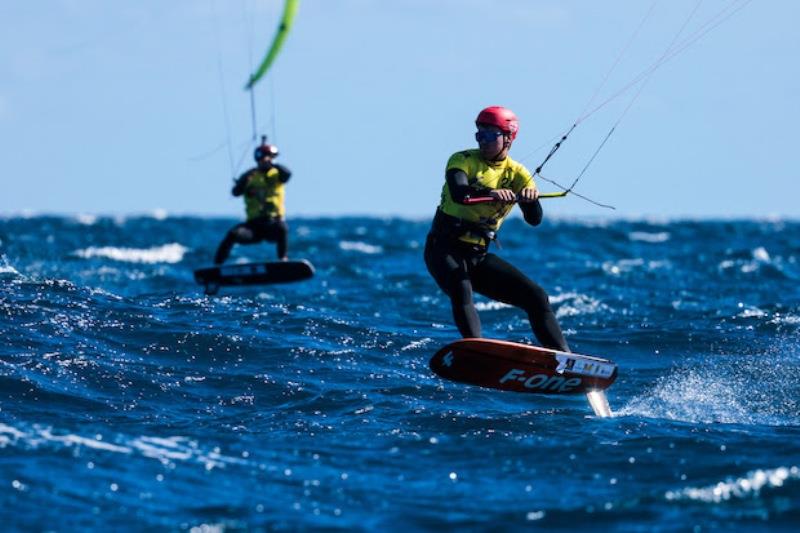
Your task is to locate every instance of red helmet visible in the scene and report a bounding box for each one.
[254,143,279,160]
[254,135,279,160]
[476,106,519,140]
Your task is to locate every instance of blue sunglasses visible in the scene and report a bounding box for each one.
[475,130,505,143]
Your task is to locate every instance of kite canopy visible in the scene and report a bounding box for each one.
[245,0,300,90]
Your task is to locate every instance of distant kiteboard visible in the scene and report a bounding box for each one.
[430,338,617,395]
[194,260,314,295]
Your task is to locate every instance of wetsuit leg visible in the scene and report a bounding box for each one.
[471,253,570,351]
[424,234,482,337]
[213,221,261,265]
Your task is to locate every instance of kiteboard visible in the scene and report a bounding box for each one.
[430,338,617,416]
[194,259,314,295]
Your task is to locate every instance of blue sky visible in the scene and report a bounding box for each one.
[1,1,797,218]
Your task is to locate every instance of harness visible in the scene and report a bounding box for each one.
[431,209,496,251]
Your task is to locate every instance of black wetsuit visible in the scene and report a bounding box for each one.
[214,163,291,265]
[424,167,570,351]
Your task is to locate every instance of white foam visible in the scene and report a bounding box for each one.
[550,292,607,318]
[525,511,546,521]
[752,246,771,262]
[339,241,383,254]
[719,246,775,273]
[602,258,669,276]
[474,301,511,311]
[130,436,193,462]
[75,213,98,225]
[665,466,800,503]
[129,436,245,469]
[189,524,225,533]
[629,231,670,243]
[0,423,27,447]
[400,338,433,351]
[74,243,188,264]
[2,422,245,470]
[37,428,132,453]
[150,208,169,220]
[0,261,20,275]
[616,369,753,425]
[736,304,767,319]
[770,314,800,325]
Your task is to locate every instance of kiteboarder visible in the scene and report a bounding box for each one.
[214,137,291,264]
[424,106,570,352]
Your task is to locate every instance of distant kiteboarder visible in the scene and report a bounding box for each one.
[194,0,313,295]
[195,136,312,295]
[424,106,570,352]
[214,136,291,264]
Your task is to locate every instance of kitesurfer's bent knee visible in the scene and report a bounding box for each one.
[424,234,482,338]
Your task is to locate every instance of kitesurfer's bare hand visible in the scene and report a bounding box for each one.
[490,189,516,203]
[517,187,539,203]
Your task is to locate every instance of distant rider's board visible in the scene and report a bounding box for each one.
[194,260,314,295]
[430,338,617,416]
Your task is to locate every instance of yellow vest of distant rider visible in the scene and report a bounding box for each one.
[244,167,285,220]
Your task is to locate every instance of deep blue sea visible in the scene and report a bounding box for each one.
[1,214,799,531]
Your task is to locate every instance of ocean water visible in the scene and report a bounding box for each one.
[1,214,799,531]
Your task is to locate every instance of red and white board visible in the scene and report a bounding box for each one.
[430,338,617,395]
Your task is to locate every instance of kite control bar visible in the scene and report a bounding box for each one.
[462,191,568,205]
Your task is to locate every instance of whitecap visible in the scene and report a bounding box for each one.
[188,523,225,533]
[736,304,767,319]
[38,428,132,453]
[0,423,27,447]
[150,208,169,220]
[0,260,20,276]
[719,247,776,274]
[400,338,433,351]
[665,466,800,503]
[629,231,670,243]
[752,246,771,262]
[602,258,669,276]
[128,435,245,469]
[74,243,188,264]
[770,313,800,326]
[339,241,383,254]
[550,292,607,318]
[75,213,98,225]
[2,423,244,471]
[474,301,511,311]
[526,511,546,521]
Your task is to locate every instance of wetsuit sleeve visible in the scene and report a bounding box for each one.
[445,168,491,204]
[232,170,255,196]
[520,200,543,226]
[273,164,292,183]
